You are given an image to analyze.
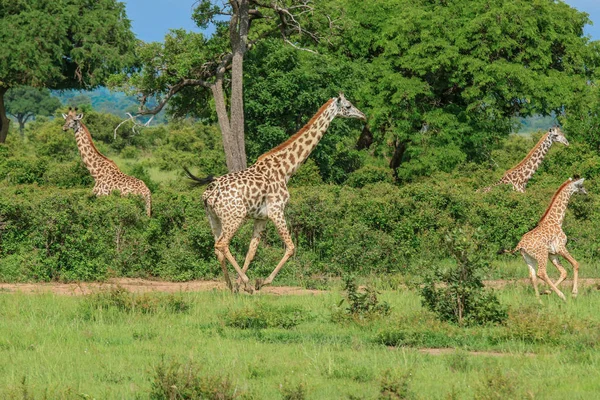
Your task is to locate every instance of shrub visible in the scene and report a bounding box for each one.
[420,228,507,326]
[80,286,191,319]
[378,370,414,400]
[332,275,390,323]
[279,381,307,400]
[224,303,307,330]
[149,358,240,400]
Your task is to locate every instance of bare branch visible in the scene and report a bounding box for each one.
[113,113,156,140]
[137,78,211,116]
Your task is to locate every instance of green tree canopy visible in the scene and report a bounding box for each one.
[0,0,136,143]
[325,0,599,180]
[110,0,332,172]
[5,87,62,134]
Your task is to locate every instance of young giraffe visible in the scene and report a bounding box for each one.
[62,108,152,217]
[479,127,569,193]
[514,177,587,302]
[185,94,366,292]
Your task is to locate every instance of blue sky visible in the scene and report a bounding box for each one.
[123,0,599,43]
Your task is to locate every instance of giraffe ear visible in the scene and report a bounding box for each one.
[62,114,68,119]
[75,113,84,120]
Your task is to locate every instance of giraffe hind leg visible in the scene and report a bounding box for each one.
[236,219,267,286]
[206,207,232,290]
[521,251,541,303]
[215,215,254,293]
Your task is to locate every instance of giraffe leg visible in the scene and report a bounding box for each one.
[236,219,267,286]
[536,253,566,302]
[521,251,541,303]
[206,207,232,290]
[549,254,568,288]
[256,209,295,290]
[559,249,580,297]
[215,216,254,294]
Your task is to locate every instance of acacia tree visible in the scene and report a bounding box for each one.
[6,87,61,135]
[0,0,135,143]
[327,0,599,180]
[111,0,328,172]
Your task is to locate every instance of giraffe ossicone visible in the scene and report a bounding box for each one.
[186,94,366,293]
[62,107,152,217]
[479,126,569,193]
[514,177,586,302]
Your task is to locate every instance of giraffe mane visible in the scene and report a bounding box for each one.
[256,98,335,162]
[538,178,572,223]
[80,122,119,169]
[506,133,550,173]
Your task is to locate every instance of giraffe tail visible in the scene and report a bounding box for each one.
[183,166,214,186]
[497,247,518,256]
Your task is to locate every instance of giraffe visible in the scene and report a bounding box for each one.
[479,127,569,193]
[62,107,152,217]
[185,94,366,293]
[513,177,587,302]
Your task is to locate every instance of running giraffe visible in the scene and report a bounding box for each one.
[514,177,587,302]
[185,94,366,292]
[62,108,152,217]
[479,127,569,193]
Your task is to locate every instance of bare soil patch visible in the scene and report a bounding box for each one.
[0,278,324,296]
[1,278,599,296]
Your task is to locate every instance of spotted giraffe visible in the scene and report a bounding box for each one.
[479,127,569,193]
[62,108,152,217]
[513,178,587,302]
[185,94,366,292]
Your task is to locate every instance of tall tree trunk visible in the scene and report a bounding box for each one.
[390,139,408,178]
[18,120,25,137]
[356,125,373,150]
[0,87,9,144]
[228,0,249,172]
[211,79,246,172]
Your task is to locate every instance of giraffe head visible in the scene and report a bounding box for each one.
[334,93,366,121]
[570,177,587,195]
[548,126,569,146]
[62,107,84,132]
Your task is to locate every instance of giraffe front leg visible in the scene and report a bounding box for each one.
[256,209,295,290]
[559,250,580,297]
[549,254,568,289]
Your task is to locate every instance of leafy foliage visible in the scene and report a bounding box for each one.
[420,228,507,326]
[326,0,599,179]
[5,87,61,133]
[149,358,240,400]
[333,275,390,323]
[0,0,135,142]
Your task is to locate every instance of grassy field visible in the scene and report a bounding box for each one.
[1,281,600,399]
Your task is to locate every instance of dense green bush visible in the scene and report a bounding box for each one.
[1,115,598,283]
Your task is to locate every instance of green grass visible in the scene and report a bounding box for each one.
[1,286,600,399]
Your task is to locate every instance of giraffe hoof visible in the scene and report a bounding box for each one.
[541,290,552,295]
[255,279,265,291]
[572,292,578,298]
[243,283,254,294]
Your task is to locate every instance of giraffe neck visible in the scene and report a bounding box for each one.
[74,123,117,179]
[539,182,575,227]
[514,133,553,179]
[258,99,337,180]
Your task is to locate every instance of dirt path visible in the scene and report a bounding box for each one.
[0,277,599,296]
[0,278,324,296]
